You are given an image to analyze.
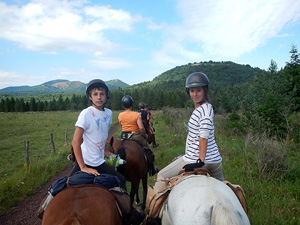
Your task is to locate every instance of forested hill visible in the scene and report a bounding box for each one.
[105,61,267,110]
[0,79,129,96]
[129,61,265,91]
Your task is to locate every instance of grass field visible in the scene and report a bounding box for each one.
[152,108,300,225]
[0,109,299,224]
[0,110,121,214]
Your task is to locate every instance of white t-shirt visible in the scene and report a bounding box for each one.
[75,106,112,167]
[183,103,222,164]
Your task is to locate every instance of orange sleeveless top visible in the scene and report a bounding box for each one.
[118,111,141,132]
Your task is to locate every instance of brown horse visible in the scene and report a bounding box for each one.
[142,120,154,144]
[42,185,122,225]
[106,137,148,210]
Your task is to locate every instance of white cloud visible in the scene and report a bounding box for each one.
[0,67,98,89]
[89,56,132,70]
[0,70,48,88]
[0,0,300,89]
[0,0,139,53]
[83,5,139,32]
[155,0,300,65]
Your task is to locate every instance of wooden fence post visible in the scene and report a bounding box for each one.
[50,133,56,154]
[64,128,68,146]
[24,141,29,167]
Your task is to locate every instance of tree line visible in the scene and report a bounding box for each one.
[1,45,299,142]
[0,94,89,112]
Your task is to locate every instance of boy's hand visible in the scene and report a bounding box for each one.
[81,167,100,176]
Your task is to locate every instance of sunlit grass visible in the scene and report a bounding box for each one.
[0,109,299,224]
[0,110,120,214]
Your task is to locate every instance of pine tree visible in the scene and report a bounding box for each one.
[29,97,37,111]
[284,44,300,111]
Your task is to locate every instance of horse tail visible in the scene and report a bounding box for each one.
[211,202,243,225]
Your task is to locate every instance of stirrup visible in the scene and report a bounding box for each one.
[153,143,159,148]
[149,166,159,176]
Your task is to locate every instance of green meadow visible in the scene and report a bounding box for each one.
[0,109,299,224]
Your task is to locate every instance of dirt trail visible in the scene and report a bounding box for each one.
[0,123,120,225]
[0,164,73,225]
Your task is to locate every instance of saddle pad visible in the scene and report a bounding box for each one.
[147,171,210,218]
[110,189,131,215]
[154,168,210,198]
[223,180,249,214]
[146,185,169,218]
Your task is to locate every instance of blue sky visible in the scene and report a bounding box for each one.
[0,0,300,89]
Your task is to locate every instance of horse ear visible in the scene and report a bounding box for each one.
[110,136,114,146]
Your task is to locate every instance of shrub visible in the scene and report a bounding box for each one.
[287,112,300,143]
[244,132,288,181]
[226,112,246,136]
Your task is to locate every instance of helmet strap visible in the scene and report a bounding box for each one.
[89,97,106,111]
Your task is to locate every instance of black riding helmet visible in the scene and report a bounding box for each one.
[86,79,109,99]
[138,102,146,109]
[122,95,133,108]
[185,72,209,95]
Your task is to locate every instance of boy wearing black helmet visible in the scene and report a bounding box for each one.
[157,72,224,181]
[70,79,125,180]
[38,80,145,224]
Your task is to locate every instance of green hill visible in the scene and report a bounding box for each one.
[129,61,265,91]
[105,79,129,89]
[0,79,129,96]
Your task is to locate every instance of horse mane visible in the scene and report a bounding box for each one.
[211,201,243,225]
[116,147,127,176]
[117,147,126,159]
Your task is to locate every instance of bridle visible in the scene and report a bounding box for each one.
[105,143,114,153]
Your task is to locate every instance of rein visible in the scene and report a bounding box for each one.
[106,143,114,153]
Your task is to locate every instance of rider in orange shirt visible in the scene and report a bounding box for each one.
[118,95,159,176]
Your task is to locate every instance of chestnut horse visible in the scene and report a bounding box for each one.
[142,120,154,144]
[42,185,122,225]
[106,136,148,210]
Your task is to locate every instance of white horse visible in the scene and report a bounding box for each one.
[160,175,250,225]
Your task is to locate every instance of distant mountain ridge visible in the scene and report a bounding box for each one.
[0,61,267,97]
[0,79,129,96]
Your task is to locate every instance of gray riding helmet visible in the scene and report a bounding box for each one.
[138,102,146,109]
[185,72,209,95]
[86,79,109,99]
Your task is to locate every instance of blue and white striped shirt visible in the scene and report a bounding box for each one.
[183,103,222,164]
